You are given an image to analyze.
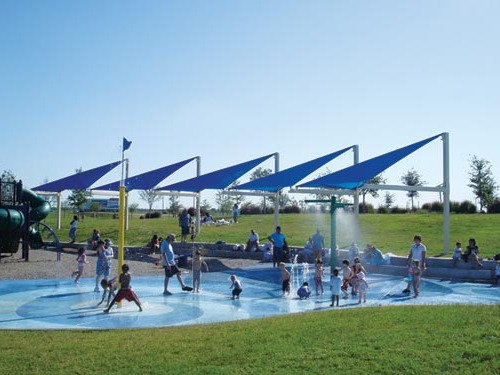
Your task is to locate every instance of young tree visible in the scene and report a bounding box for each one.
[66,189,90,212]
[167,195,182,216]
[401,168,426,211]
[139,189,160,214]
[228,180,245,206]
[383,191,395,209]
[249,167,272,213]
[215,190,233,214]
[468,155,498,212]
[128,202,139,214]
[359,174,386,212]
[66,168,90,211]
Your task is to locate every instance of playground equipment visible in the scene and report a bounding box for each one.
[0,179,53,260]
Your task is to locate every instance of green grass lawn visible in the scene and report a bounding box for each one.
[1,305,498,374]
[44,212,500,258]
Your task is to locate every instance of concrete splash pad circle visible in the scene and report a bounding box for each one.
[0,264,498,330]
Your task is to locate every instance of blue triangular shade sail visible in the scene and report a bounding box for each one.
[32,161,122,192]
[92,157,197,192]
[232,146,354,192]
[298,134,442,189]
[158,154,275,192]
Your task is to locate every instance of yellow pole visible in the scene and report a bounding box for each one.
[117,186,126,304]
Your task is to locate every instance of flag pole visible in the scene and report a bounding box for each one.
[117,137,131,304]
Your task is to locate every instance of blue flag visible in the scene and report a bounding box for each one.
[123,137,132,151]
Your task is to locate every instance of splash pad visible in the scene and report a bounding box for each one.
[0,264,498,330]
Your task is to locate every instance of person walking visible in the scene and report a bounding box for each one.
[161,234,192,295]
[71,247,88,284]
[69,215,78,243]
[403,235,427,294]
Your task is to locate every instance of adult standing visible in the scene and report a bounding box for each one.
[311,228,325,262]
[160,233,192,295]
[232,204,239,223]
[178,209,191,243]
[94,240,111,292]
[268,226,286,268]
[403,234,427,294]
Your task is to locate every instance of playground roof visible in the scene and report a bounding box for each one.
[298,134,442,190]
[31,161,122,192]
[157,154,275,192]
[232,146,354,192]
[91,157,197,192]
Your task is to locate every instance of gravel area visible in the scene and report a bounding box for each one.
[0,246,262,280]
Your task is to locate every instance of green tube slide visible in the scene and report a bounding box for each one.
[0,189,51,253]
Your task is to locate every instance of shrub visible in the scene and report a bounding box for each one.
[487,199,500,213]
[359,203,375,214]
[377,206,389,214]
[281,205,300,214]
[145,211,162,219]
[459,200,477,214]
[390,206,407,214]
[240,203,261,215]
[450,201,461,213]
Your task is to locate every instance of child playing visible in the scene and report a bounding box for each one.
[409,259,422,297]
[192,250,209,293]
[314,259,324,295]
[97,277,117,307]
[104,264,143,313]
[71,247,89,284]
[340,259,352,299]
[279,262,291,296]
[229,274,243,300]
[330,268,342,307]
[357,271,368,303]
[452,242,462,267]
[297,282,311,299]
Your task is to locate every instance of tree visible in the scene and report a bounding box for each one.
[129,202,139,214]
[359,174,386,212]
[249,167,272,213]
[383,191,395,208]
[166,195,182,216]
[401,168,426,211]
[228,181,245,206]
[66,189,90,212]
[139,189,161,214]
[468,155,498,212]
[215,190,233,214]
[66,168,90,211]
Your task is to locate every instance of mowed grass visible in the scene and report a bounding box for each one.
[0,305,498,374]
[45,212,500,258]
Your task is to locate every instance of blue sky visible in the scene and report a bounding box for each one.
[1,1,499,209]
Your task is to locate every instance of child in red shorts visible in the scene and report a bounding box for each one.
[104,264,142,313]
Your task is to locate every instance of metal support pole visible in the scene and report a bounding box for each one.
[442,132,450,254]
